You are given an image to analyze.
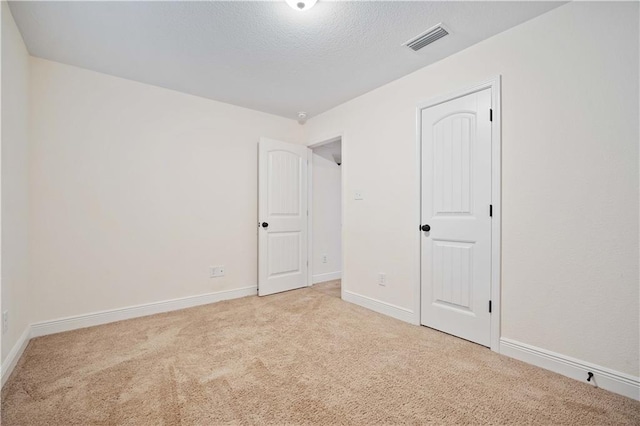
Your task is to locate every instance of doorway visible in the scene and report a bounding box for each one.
[308,136,343,294]
[418,77,501,351]
[257,135,344,298]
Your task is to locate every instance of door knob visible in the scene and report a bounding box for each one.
[421,224,430,232]
[262,222,269,228]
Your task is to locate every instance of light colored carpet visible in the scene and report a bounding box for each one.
[2,280,639,425]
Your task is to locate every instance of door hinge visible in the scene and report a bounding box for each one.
[489,300,492,313]
[489,108,493,122]
[489,204,493,217]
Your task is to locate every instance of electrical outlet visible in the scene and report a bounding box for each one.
[210,266,225,278]
[378,273,386,286]
[2,311,8,334]
[322,254,328,264]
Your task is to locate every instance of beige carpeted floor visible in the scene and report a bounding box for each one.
[2,280,639,425]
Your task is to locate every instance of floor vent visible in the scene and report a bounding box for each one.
[404,23,449,51]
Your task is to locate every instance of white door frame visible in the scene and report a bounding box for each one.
[307,133,345,300]
[416,76,502,352]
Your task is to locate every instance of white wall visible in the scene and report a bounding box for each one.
[29,58,303,323]
[1,2,31,363]
[312,152,341,282]
[305,2,639,376]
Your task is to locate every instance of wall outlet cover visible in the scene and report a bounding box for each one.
[210,266,225,278]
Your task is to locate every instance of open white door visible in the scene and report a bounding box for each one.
[420,88,493,346]
[258,137,310,296]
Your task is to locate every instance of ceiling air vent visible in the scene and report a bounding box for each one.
[403,23,449,52]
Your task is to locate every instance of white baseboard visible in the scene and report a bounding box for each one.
[343,290,417,324]
[2,286,257,388]
[1,326,31,387]
[30,286,257,338]
[500,337,639,401]
[312,271,342,284]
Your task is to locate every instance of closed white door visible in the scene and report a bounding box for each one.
[420,88,492,346]
[258,137,310,296]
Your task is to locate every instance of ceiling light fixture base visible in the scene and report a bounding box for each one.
[286,0,317,12]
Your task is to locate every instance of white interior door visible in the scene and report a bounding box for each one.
[258,137,310,296]
[420,88,492,346]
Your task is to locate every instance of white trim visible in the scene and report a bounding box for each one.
[414,96,423,326]
[340,134,346,301]
[307,152,314,287]
[2,287,257,388]
[416,76,500,111]
[1,326,31,387]
[343,290,416,324]
[416,75,502,352]
[500,338,640,401]
[312,271,342,284]
[31,286,257,338]
[489,76,502,352]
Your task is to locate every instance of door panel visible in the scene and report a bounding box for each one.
[268,150,301,216]
[433,114,473,215]
[259,138,310,296]
[432,240,473,312]
[421,89,492,346]
[268,232,301,277]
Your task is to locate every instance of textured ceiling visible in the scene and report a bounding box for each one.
[9,1,564,119]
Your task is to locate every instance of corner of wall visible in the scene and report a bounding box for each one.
[1,0,33,369]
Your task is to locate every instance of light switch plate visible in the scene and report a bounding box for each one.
[378,273,386,286]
